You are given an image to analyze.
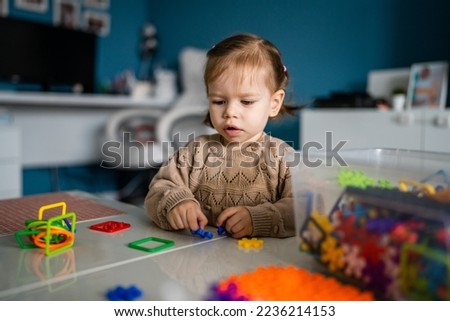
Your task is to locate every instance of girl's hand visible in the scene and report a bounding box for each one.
[216,206,253,239]
[167,200,208,231]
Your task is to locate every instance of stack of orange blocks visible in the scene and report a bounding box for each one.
[209,265,374,300]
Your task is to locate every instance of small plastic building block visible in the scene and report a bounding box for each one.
[15,229,42,249]
[338,169,393,189]
[42,212,77,256]
[89,221,131,233]
[426,187,450,204]
[320,237,345,272]
[342,244,366,279]
[398,178,435,195]
[128,236,174,253]
[191,228,213,239]
[237,237,264,250]
[205,265,374,301]
[299,211,327,253]
[14,201,76,256]
[217,226,227,235]
[38,202,67,221]
[106,285,142,301]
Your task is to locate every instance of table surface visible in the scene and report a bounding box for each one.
[0,192,323,301]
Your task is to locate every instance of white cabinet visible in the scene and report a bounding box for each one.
[0,125,21,199]
[0,92,175,167]
[422,111,450,153]
[300,109,450,153]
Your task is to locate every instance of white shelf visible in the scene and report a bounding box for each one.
[0,91,175,109]
[0,91,178,167]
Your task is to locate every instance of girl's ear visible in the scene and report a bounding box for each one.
[269,89,285,117]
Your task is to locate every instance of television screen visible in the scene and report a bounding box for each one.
[0,17,97,93]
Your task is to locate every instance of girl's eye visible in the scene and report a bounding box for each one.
[241,100,254,105]
[212,100,225,105]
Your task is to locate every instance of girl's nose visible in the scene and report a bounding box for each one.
[223,101,238,118]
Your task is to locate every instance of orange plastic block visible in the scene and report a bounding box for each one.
[215,265,374,301]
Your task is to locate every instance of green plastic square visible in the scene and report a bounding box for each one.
[45,212,77,256]
[128,236,174,253]
[15,229,40,249]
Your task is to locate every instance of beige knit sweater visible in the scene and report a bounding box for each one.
[145,133,295,238]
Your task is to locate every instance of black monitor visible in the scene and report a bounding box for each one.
[0,17,97,93]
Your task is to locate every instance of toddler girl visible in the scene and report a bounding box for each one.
[145,33,301,238]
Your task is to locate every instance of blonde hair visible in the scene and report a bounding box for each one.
[203,33,301,126]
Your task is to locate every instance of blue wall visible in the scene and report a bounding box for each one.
[5,0,450,107]
[3,0,450,195]
[150,0,450,102]
[95,0,151,85]
[148,0,450,147]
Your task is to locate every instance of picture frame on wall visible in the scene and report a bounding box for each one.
[83,0,109,9]
[0,0,8,16]
[406,61,448,109]
[84,11,110,36]
[54,0,80,29]
[15,0,48,13]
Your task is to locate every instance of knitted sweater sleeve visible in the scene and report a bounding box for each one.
[144,143,199,230]
[246,147,296,238]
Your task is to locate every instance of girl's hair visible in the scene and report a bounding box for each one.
[203,33,303,126]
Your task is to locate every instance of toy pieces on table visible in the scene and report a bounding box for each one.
[190,228,213,239]
[217,226,227,236]
[237,237,264,251]
[128,236,174,253]
[89,221,131,233]
[14,201,77,257]
[106,285,142,301]
[205,265,374,301]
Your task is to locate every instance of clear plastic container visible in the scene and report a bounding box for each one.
[292,148,450,300]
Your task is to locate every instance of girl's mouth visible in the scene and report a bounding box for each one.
[224,126,242,136]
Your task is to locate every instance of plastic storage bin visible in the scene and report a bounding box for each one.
[292,148,450,300]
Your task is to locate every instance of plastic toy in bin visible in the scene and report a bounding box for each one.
[14,202,77,256]
[206,265,373,301]
[293,149,450,300]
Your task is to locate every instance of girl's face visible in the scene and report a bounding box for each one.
[207,67,284,144]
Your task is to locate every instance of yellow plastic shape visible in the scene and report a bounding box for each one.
[398,179,435,195]
[38,201,67,220]
[237,237,264,250]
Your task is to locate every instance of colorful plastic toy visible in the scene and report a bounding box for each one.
[191,228,213,239]
[14,201,76,256]
[217,226,227,235]
[205,265,373,301]
[299,182,450,300]
[128,236,174,253]
[337,168,393,189]
[89,221,131,233]
[237,237,264,250]
[398,178,435,195]
[106,285,142,301]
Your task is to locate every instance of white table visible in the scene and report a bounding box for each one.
[0,192,321,300]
